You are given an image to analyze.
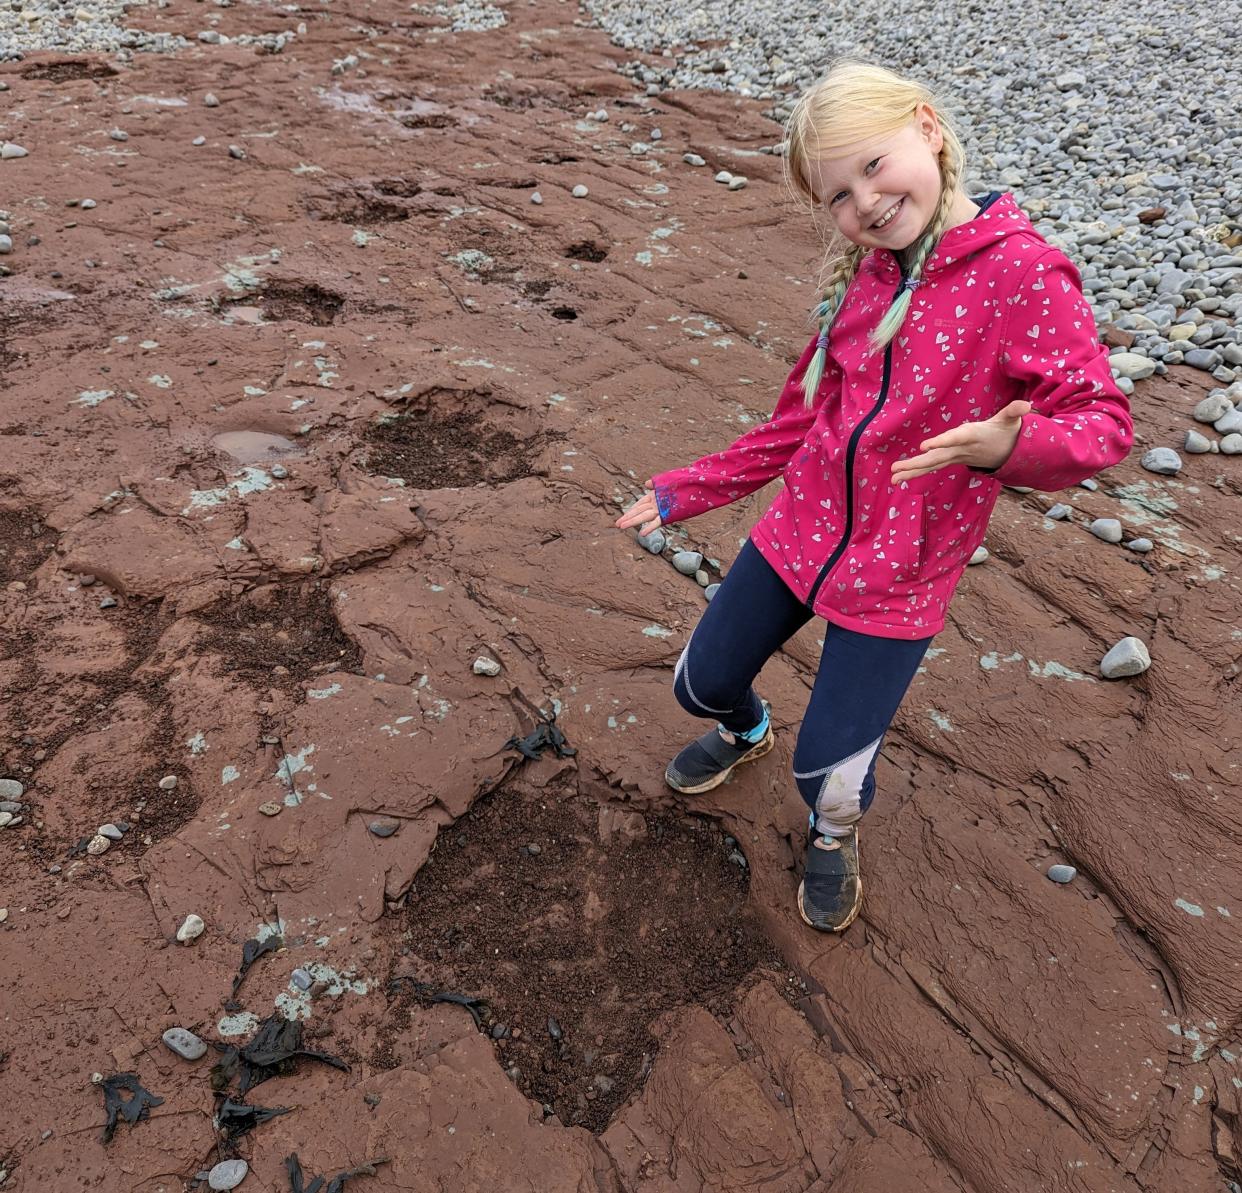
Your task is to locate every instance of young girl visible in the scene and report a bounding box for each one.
[614,59,1133,933]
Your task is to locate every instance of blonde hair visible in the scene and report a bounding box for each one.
[783,59,968,406]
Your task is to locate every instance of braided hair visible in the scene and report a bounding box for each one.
[783,60,969,408]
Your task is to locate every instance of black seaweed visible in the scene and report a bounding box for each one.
[99,1073,164,1143]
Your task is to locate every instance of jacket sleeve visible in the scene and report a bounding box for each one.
[985,249,1134,491]
[651,335,834,525]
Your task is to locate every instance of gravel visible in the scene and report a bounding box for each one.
[580,0,1242,368]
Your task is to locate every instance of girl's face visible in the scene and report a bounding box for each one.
[802,103,946,252]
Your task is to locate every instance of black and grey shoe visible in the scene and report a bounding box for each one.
[664,707,774,795]
[798,828,862,932]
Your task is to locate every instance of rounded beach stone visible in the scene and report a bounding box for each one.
[967,546,988,565]
[176,913,205,943]
[158,775,178,791]
[1089,518,1123,543]
[704,583,720,601]
[1140,447,1181,475]
[472,656,501,676]
[208,1159,248,1190]
[1047,864,1077,884]
[162,1027,207,1061]
[1184,429,1212,453]
[86,834,110,856]
[1108,352,1157,381]
[1100,637,1151,679]
[1221,433,1242,455]
[637,528,665,554]
[671,550,703,575]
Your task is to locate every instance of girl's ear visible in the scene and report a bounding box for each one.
[916,102,944,154]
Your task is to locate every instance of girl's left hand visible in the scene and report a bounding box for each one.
[890,400,1031,484]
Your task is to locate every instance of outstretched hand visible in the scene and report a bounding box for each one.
[890,400,1031,484]
[615,480,664,537]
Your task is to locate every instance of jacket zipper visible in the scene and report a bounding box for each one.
[805,263,908,612]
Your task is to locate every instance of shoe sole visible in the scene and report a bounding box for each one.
[797,834,862,933]
[664,726,775,795]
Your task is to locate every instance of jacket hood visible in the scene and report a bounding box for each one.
[872,191,1036,282]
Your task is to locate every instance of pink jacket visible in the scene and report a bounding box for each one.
[652,192,1134,640]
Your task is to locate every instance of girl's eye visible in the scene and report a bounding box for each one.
[828,159,882,206]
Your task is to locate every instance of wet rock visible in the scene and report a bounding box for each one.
[0,235,11,255]
[1089,518,1123,543]
[0,780,23,800]
[1100,637,1151,679]
[207,1159,248,1190]
[162,1027,207,1061]
[472,656,502,676]
[86,835,110,856]
[968,546,989,565]
[1140,448,1181,475]
[672,550,703,575]
[1047,865,1077,884]
[369,820,399,838]
[176,913,205,943]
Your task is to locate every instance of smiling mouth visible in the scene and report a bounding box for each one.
[871,198,904,229]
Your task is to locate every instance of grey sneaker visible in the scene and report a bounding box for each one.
[664,706,774,795]
[798,828,862,932]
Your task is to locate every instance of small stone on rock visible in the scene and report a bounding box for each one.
[86,834,110,856]
[228,145,246,160]
[98,823,124,841]
[258,801,281,816]
[1089,518,1123,544]
[290,968,313,991]
[207,1159,248,1190]
[671,550,703,575]
[192,135,206,147]
[530,191,542,205]
[369,820,399,838]
[714,170,733,184]
[968,546,989,565]
[176,913,205,943]
[99,596,118,609]
[159,775,178,790]
[1045,503,1072,520]
[1124,538,1154,553]
[1047,864,1077,884]
[571,184,589,198]
[1,142,30,159]
[1184,429,1212,453]
[204,93,220,107]
[1100,636,1151,679]
[162,1027,207,1060]
[1140,447,1181,475]
[728,176,748,190]
[637,528,665,554]
[683,153,706,166]
[1221,433,1242,456]
[0,779,23,799]
[704,583,720,602]
[472,656,501,676]
[1079,478,1099,491]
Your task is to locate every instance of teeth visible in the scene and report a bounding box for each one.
[873,199,902,228]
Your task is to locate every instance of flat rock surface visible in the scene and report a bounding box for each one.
[0,2,1239,1191]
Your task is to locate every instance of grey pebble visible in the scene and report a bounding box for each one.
[714,170,733,184]
[270,464,288,479]
[1221,433,1242,455]
[204,93,220,107]
[472,655,501,676]
[1184,429,1212,453]
[0,800,21,813]
[0,235,11,255]
[727,176,748,191]
[1140,447,1181,475]
[1045,503,1072,520]
[672,550,703,575]
[968,546,989,565]
[1,142,29,159]
[207,1159,248,1190]
[369,820,399,838]
[98,823,124,841]
[1193,393,1233,423]
[1079,478,1099,491]
[0,780,23,800]
[1089,518,1123,543]
[683,153,706,166]
[1215,407,1242,435]
[162,1027,207,1061]
[159,775,178,790]
[1100,636,1151,679]
[109,129,129,142]
[637,528,665,554]
[547,1015,563,1041]
[290,968,313,991]
[571,184,589,198]
[1047,864,1077,884]
[228,145,246,160]
[1124,538,1154,553]
[192,136,207,147]
[100,596,118,609]
[704,583,720,602]
[80,199,97,210]
[695,568,709,586]
[530,191,542,205]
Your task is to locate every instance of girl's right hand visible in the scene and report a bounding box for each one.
[615,480,664,536]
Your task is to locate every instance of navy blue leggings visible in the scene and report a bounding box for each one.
[672,540,932,837]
